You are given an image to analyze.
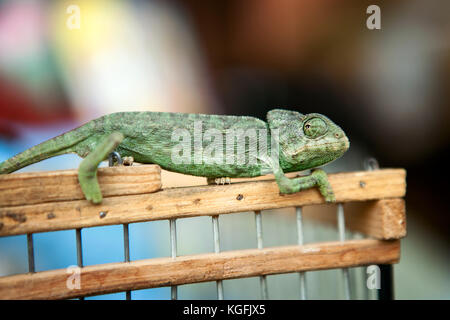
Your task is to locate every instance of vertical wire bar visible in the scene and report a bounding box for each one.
[212,215,224,300]
[169,219,178,300]
[254,210,268,300]
[337,203,351,300]
[296,207,307,300]
[109,152,130,300]
[364,157,380,300]
[378,264,394,300]
[27,234,35,273]
[123,223,131,300]
[354,232,370,300]
[76,228,83,267]
[75,228,84,300]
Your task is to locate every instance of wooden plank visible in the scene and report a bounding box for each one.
[0,239,400,300]
[0,169,406,236]
[303,199,407,239]
[345,199,406,239]
[0,165,161,207]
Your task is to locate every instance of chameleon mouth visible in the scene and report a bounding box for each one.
[330,137,350,154]
[291,137,349,157]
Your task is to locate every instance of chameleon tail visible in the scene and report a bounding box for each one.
[0,123,95,174]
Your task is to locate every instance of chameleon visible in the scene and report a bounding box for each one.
[0,109,349,204]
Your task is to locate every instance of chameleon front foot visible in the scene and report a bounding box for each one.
[311,169,335,202]
[78,132,124,204]
[277,169,335,203]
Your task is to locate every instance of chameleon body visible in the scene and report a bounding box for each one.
[0,109,349,203]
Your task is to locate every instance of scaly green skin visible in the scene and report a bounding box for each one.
[0,109,349,204]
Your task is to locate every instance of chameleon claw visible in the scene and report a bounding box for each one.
[78,174,103,204]
[323,191,336,203]
[311,169,335,202]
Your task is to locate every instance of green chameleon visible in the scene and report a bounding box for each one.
[0,109,349,204]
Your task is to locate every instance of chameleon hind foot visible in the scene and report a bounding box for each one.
[108,154,133,166]
[207,177,231,185]
[123,156,134,166]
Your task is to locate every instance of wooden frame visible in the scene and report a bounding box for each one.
[0,239,399,300]
[302,199,406,240]
[0,166,407,300]
[0,168,405,237]
[0,165,161,207]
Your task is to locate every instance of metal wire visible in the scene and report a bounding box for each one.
[364,156,380,300]
[337,203,351,299]
[352,232,370,300]
[108,152,131,300]
[364,157,379,171]
[27,234,35,273]
[170,219,178,300]
[123,223,131,300]
[296,207,307,300]
[108,151,123,166]
[254,210,268,300]
[75,228,84,300]
[76,228,83,267]
[212,215,224,299]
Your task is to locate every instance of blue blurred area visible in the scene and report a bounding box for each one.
[0,128,169,299]
[0,234,28,276]
[34,230,77,272]
[0,127,82,277]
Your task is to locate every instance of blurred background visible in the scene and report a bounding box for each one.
[0,0,448,299]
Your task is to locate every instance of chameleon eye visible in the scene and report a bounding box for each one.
[303,118,327,138]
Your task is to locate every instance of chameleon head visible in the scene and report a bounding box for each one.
[280,113,350,170]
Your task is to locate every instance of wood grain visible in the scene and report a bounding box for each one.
[0,168,406,236]
[0,239,400,300]
[0,165,161,207]
[303,199,407,239]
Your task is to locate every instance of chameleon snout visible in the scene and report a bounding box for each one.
[342,135,350,151]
